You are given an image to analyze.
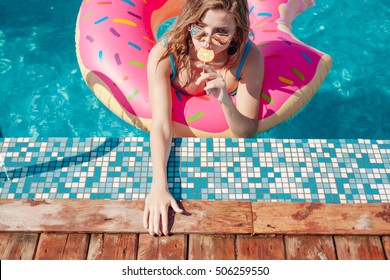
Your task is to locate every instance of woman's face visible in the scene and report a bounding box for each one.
[190,9,236,56]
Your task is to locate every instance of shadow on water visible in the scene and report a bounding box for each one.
[168,138,183,200]
[166,138,192,233]
[0,138,122,183]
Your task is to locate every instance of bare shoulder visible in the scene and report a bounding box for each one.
[148,41,166,61]
[147,41,172,76]
[242,42,264,75]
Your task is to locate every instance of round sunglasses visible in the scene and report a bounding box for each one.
[189,24,234,46]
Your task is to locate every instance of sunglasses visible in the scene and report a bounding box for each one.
[189,24,233,46]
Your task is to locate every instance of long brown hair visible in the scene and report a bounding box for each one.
[160,0,251,88]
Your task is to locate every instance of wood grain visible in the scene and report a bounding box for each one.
[236,235,285,260]
[334,236,385,260]
[0,199,147,233]
[0,233,38,260]
[285,236,336,260]
[0,200,252,234]
[382,236,390,260]
[35,233,89,260]
[172,201,252,234]
[137,234,187,260]
[188,234,235,260]
[253,202,390,234]
[88,234,137,260]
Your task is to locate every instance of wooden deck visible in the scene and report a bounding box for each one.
[0,200,389,260]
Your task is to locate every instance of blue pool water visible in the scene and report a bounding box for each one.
[1,0,389,139]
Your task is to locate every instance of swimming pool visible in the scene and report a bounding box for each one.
[0,0,389,139]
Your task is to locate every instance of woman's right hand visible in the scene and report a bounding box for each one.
[143,183,183,236]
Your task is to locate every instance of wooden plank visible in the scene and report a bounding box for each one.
[253,202,390,235]
[88,234,137,260]
[0,199,147,233]
[236,235,285,260]
[382,236,390,260]
[285,236,336,260]
[35,233,89,260]
[334,236,386,260]
[172,201,252,234]
[0,233,38,260]
[0,200,252,234]
[188,234,235,260]
[137,234,187,260]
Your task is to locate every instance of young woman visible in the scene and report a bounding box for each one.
[144,0,264,236]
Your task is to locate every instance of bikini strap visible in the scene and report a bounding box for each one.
[163,37,176,81]
[236,40,252,81]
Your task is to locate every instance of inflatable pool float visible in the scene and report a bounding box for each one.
[76,0,332,137]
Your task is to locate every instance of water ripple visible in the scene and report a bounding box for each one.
[0,59,12,74]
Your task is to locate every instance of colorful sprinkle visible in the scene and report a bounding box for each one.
[98,50,103,62]
[128,42,142,51]
[255,21,269,28]
[128,60,145,67]
[94,16,109,24]
[122,0,135,7]
[113,18,136,26]
[187,112,204,124]
[249,6,254,14]
[263,30,277,33]
[261,92,274,104]
[85,35,94,43]
[97,1,112,4]
[301,52,313,64]
[293,68,305,81]
[258,12,272,17]
[127,89,139,102]
[82,11,92,20]
[278,76,294,85]
[265,54,281,60]
[110,27,120,37]
[278,36,292,45]
[142,36,155,44]
[115,54,121,65]
[127,11,142,20]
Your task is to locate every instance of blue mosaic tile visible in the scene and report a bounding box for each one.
[0,137,389,203]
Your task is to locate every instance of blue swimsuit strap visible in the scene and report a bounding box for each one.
[236,40,251,81]
[163,37,177,81]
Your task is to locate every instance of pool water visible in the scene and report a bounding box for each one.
[1,0,389,139]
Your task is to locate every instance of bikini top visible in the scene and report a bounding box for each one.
[164,37,252,96]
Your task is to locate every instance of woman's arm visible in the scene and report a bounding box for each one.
[196,44,264,137]
[143,43,183,236]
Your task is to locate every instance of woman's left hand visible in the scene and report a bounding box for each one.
[195,63,230,104]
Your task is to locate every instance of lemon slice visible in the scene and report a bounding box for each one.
[197,48,215,63]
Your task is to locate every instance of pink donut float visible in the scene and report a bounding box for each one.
[76,0,332,137]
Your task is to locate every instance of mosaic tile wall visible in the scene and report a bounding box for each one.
[0,138,389,203]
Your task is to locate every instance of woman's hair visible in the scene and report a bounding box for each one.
[160,0,251,88]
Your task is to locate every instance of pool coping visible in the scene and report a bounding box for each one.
[1,200,389,235]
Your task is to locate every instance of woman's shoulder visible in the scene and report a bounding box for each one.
[148,41,168,62]
[246,41,263,65]
[147,41,172,75]
[240,41,264,78]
